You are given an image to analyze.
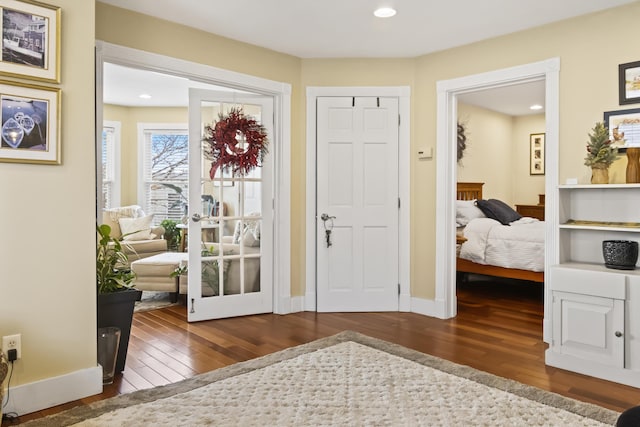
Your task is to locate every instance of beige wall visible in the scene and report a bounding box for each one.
[411,1,639,299]
[97,1,640,301]
[457,103,545,206]
[103,104,188,205]
[2,0,639,410]
[0,0,95,387]
[512,114,546,204]
[456,103,515,204]
[96,2,308,295]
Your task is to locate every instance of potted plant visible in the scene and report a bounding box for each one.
[96,224,141,374]
[160,219,180,252]
[584,121,617,184]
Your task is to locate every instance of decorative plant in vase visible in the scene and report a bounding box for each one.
[584,122,617,184]
[96,224,141,375]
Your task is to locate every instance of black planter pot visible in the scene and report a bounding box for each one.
[97,289,142,373]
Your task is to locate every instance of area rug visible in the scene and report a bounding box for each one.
[24,331,619,426]
[133,291,179,313]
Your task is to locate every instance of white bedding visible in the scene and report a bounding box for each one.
[459,217,544,272]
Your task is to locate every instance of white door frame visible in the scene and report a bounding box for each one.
[434,58,560,343]
[305,86,411,311]
[95,41,293,314]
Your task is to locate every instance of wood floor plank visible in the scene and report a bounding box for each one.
[6,278,640,426]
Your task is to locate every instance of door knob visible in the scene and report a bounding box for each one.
[615,331,623,338]
[191,213,201,223]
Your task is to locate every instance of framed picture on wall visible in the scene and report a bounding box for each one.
[619,61,640,106]
[0,0,60,83]
[604,107,640,150]
[529,133,545,175]
[0,79,60,164]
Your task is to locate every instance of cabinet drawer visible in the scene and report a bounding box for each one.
[550,266,626,299]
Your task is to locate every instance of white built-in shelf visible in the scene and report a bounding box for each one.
[559,222,640,233]
[558,183,640,189]
[553,261,640,276]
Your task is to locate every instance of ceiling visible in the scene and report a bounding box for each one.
[103,63,241,107]
[457,81,545,116]
[97,0,636,58]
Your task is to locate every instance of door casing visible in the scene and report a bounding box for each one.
[95,41,293,314]
[434,58,560,345]
[305,86,411,312]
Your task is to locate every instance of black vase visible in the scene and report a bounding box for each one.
[97,289,142,373]
[602,240,639,270]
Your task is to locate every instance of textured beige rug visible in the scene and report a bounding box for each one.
[25,331,619,426]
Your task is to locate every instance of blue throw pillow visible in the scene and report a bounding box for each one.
[475,199,522,225]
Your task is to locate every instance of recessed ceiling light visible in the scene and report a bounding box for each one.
[139,94,152,99]
[374,7,396,18]
[530,104,543,110]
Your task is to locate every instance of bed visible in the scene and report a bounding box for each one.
[456,182,544,283]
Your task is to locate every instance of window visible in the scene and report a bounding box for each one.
[102,121,121,209]
[138,124,189,225]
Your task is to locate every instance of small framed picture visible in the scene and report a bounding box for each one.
[619,61,640,106]
[0,79,60,164]
[604,107,640,151]
[0,0,60,83]
[529,133,545,175]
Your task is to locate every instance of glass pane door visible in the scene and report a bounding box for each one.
[187,90,273,321]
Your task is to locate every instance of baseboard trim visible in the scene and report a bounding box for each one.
[410,296,445,318]
[289,296,305,313]
[4,366,102,416]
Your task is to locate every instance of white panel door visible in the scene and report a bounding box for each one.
[316,96,399,312]
[187,89,273,321]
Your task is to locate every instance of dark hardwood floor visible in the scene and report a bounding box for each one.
[7,276,640,424]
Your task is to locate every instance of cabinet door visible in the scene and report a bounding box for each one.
[552,291,624,368]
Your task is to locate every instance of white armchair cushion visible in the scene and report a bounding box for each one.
[119,215,154,241]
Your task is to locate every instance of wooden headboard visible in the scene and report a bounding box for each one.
[457,182,484,201]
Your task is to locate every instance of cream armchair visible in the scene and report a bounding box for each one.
[101,205,167,266]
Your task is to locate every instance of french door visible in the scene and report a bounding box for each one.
[187,89,273,321]
[316,96,400,311]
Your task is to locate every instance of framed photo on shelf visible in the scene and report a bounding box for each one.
[604,107,640,151]
[0,79,60,164]
[619,61,640,106]
[529,133,545,175]
[0,0,60,83]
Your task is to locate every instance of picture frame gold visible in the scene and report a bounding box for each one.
[0,79,60,164]
[529,133,545,175]
[0,0,60,83]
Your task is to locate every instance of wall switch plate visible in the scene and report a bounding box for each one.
[3,334,21,360]
[418,146,433,159]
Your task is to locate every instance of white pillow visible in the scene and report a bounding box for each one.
[242,221,261,247]
[456,200,486,227]
[118,215,154,241]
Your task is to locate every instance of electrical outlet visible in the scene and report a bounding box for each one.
[3,334,21,360]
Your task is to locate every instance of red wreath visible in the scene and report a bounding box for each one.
[203,108,269,179]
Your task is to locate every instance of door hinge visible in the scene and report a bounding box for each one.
[398,283,401,295]
[398,114,401,126]
[398,197,401,209]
